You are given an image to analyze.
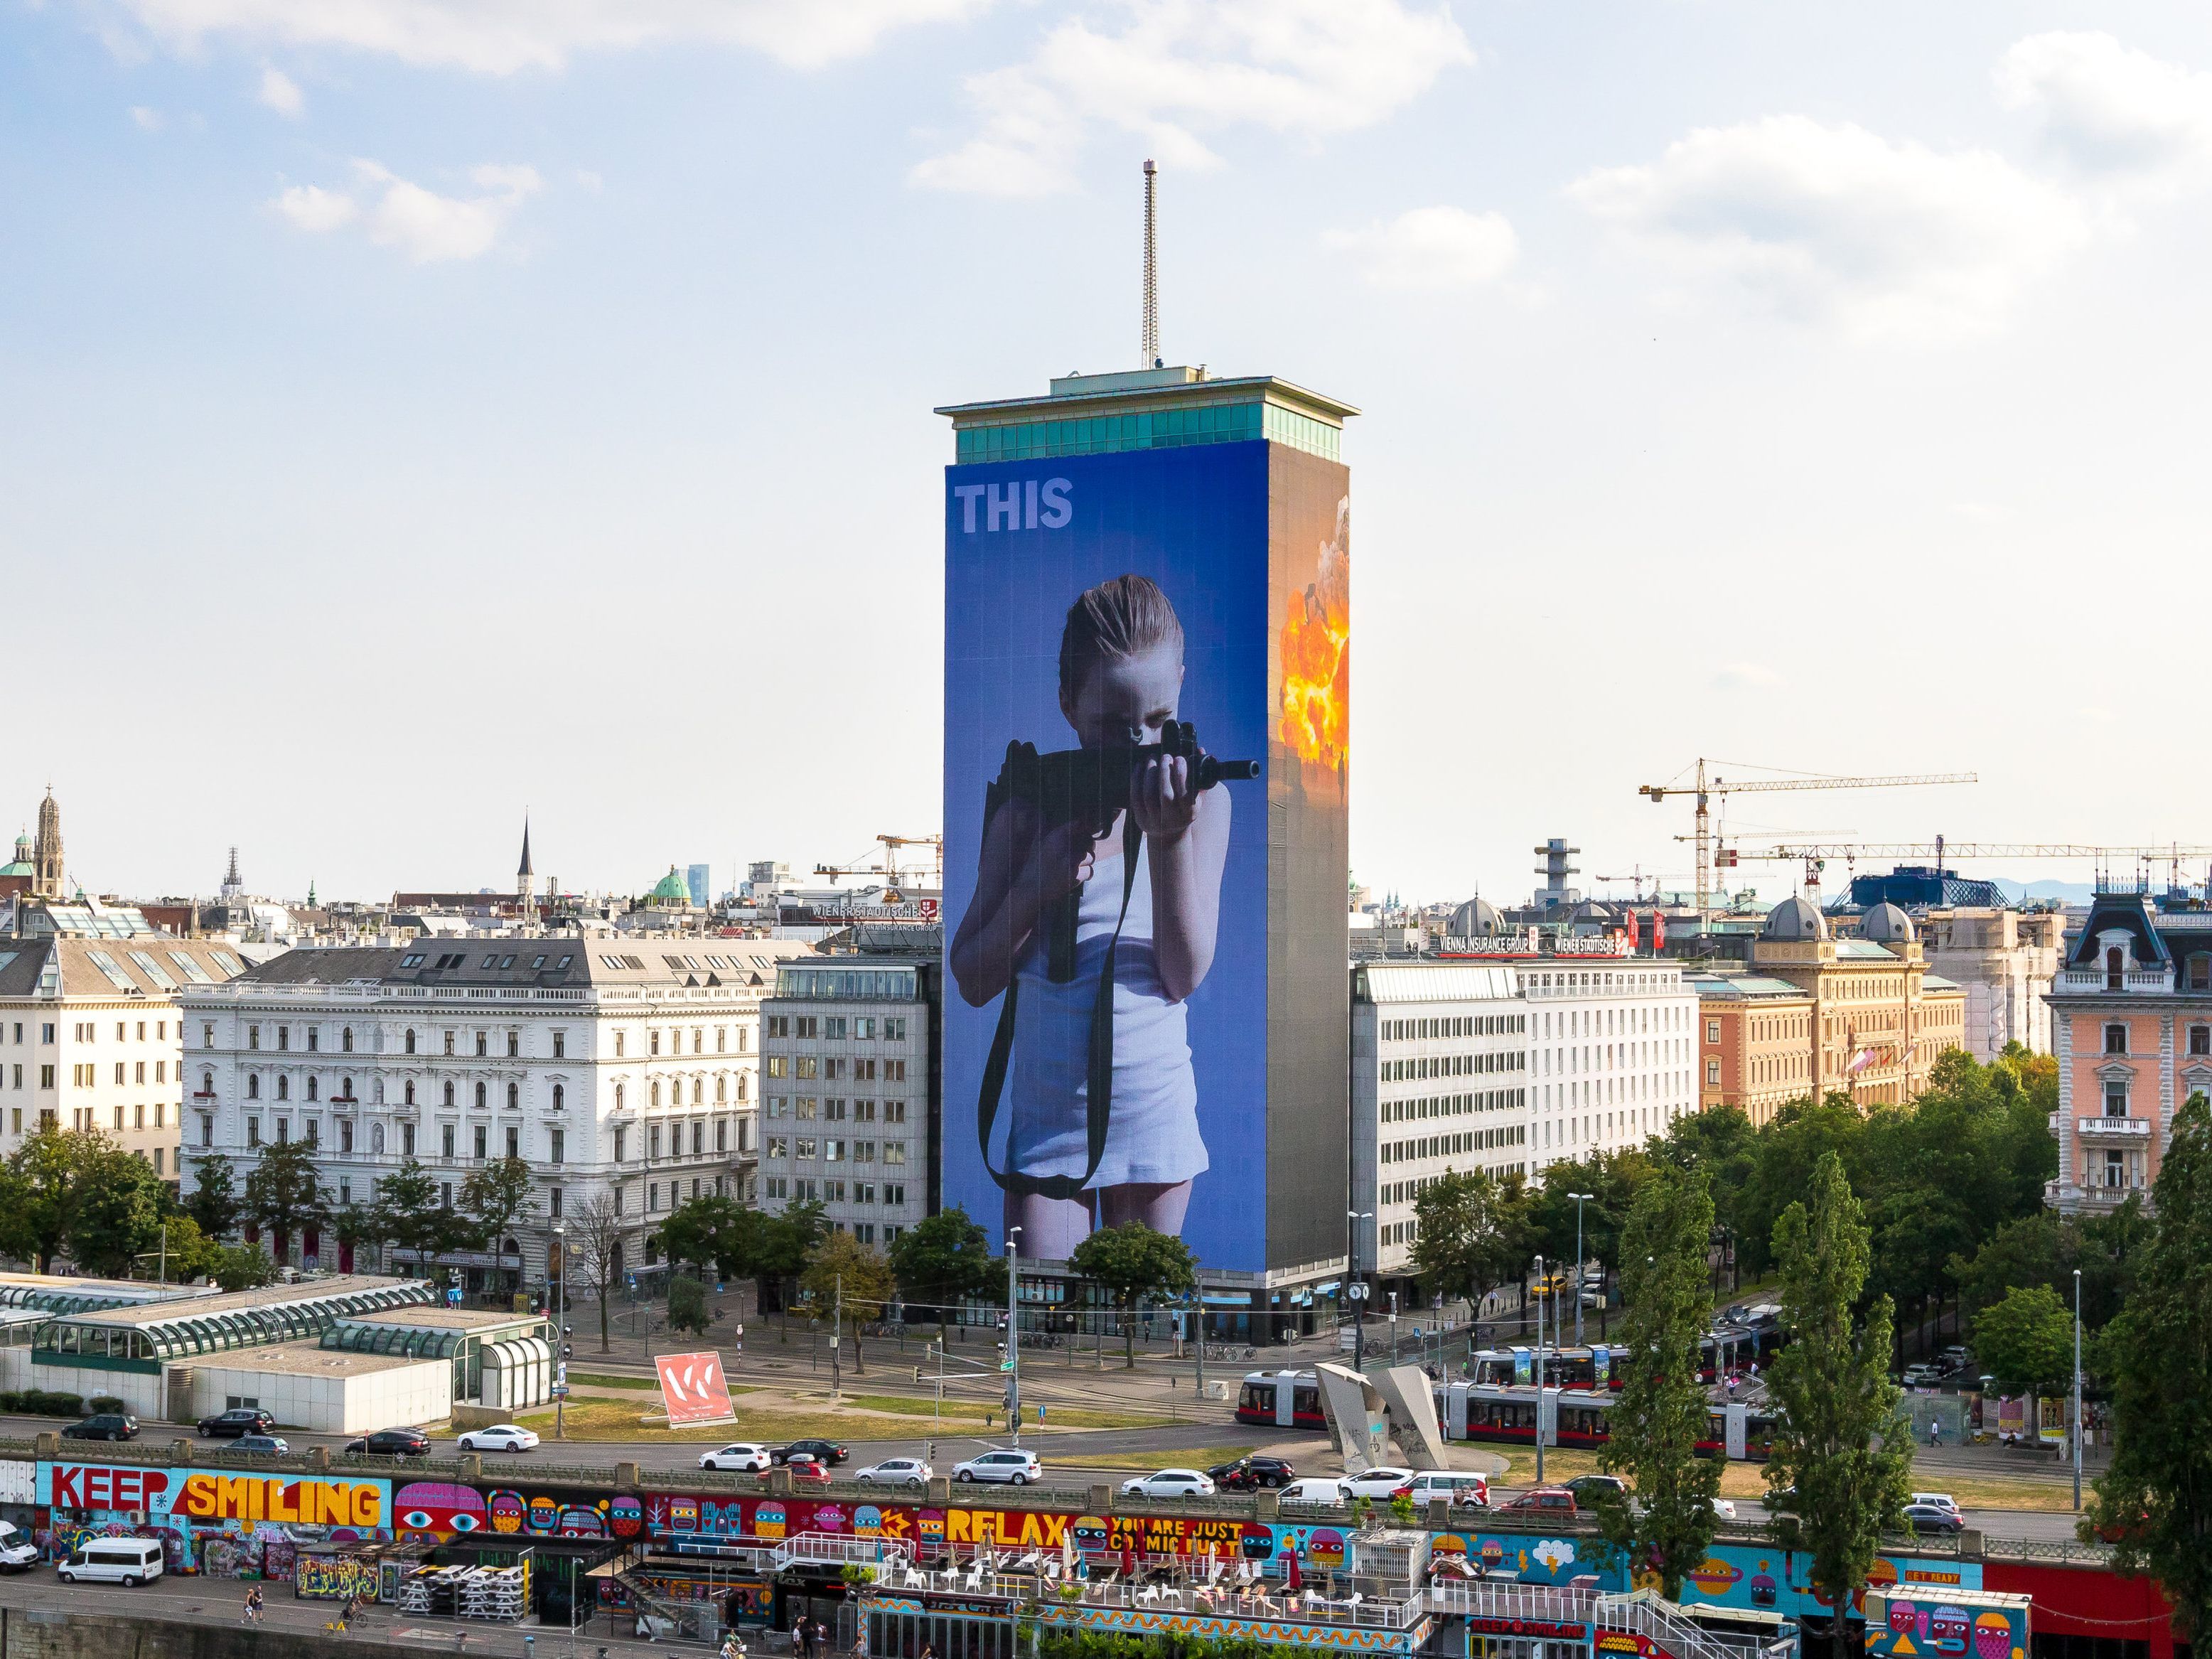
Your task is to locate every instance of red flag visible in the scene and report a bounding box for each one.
[1625,909,1641,949]
[1652,910,1666,950]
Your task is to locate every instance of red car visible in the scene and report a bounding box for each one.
[785,1454,833,1487]
[1498,1487,1578,1517]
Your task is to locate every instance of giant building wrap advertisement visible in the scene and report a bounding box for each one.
[943,433,1349,1273]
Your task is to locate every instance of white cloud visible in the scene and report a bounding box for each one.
[912,0,1473,197]
[129,104,164,130]
[104,0,990,73]
[1995,31,2212,199]
[269,161,541,262]
[257,64,303,114]
[1569,115,2089,345]
[1709,662,1782,690]
[1324,205,1518,291]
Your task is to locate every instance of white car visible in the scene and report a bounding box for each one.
[1911,1491,1961,1516]
[1706,1497,1737,1520]
[855,1458,933,1488]
[458,1424,541,1454]
[952,1449,1043,1486]
[699,1442,773,1473]
[1342,1466,1415,1500]
[1279,1477,1352,1507]
[1120,1469,1216,1499]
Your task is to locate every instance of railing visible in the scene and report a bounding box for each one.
[1598,1588,1746,1659]
[1431,1580,1599,1622]
[2056,969,2173,994]
[773,1531,911,1572]
[2076,1117,2152,1138]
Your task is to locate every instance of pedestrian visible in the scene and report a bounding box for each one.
[243,1586,264,1625]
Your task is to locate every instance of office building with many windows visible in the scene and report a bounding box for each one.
[179,934,811,1288]
[756,954,940,1248]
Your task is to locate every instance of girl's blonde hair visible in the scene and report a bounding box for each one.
[1058,574,1183,700]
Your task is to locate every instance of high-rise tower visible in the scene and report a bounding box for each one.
[31,790,63,900]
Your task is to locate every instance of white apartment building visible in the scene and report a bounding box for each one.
[757,953,939,1249]
[0,921,245,1184]
[1351,961,1531,1279]
[1922,908,2061,1062]
[1518,952,1699,1166]
[179,935,811,1289]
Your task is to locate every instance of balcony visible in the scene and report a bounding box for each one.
[2048,1179,2148,1210]
[2076,1116,2152,1139]
[2057,968,2174,995]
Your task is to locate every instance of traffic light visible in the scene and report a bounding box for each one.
[913,1366,923,1382]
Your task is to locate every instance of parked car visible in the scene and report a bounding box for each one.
[699,1442,773,1473]
[1704,1497,1738,1520]
[1404,1471,1490,1510]
[1903,1503,1964,1535]
[773,1439,849,1468]
[1278,1476,1352,1507]
[1341,1466,1415,1501]
[61,1413,138,1442]
[55,1537,163,1586]
[785,1454,833,1487]
[1120,1469,1217,1500]
[458,1424,542,1454]
[1562,1474,1628,1508]
[347,1427,433,1459]
[855,1458,933,1488]
[198,1407,276,1439]
[0,1522,38,1573]
[952,1449,1043,1486]
[234,1434,291,1456]
[1901,1363,1944,1387]
[1938,1346,1972,1370]
[1498,1487,1577,1517]
[1911,1491,1962,1515]
[1207,1456,1296,1491]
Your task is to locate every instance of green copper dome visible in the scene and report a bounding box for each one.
[0,832,32,879]
[649,865,689,904]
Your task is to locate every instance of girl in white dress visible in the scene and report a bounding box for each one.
[951,574,1232,1257]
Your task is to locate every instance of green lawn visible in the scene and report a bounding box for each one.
[567,1373,661,1392]
[842,1393,1175,1431]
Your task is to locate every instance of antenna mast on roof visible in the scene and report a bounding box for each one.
[1140,159,1159,368]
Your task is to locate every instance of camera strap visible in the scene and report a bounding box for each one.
[978,815,1142,1201]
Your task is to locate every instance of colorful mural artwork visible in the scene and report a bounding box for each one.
[1864,1589,2030,1659]
[1430,1530,1616,1589]
[296,1555,382,1601]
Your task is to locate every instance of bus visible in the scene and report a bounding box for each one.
[1235,1370,1326,1430]
[1434,1381,1776,1461]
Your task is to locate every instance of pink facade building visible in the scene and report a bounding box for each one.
[2047,888,2212,1213]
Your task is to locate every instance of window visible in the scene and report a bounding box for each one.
[443,1081,456,1107]
[549,1128,564,1164]
[508,1031,520,1058]
[884,1100,906,1124]
[341,1026,353,1053]
[404,1080,416,1106]
[305,1075,317,1101]
[505,1126,519,1159]
[339,1120,353,1154]
[201,1115,213,1147]
[552,1083,564,1112]
[2191,955,2211,992]
[476,1032,488,1058]
[475,1082,487,1110]
[2193,1026,2210,1058]
[613,1126,629,1163]
[203,1023,214,1049]
[650,1124,663,1160]
[444,1031,456,1056]
[615,1031,626,1058]
[552,1031,566,1059]
[737,1074,748,1102]
[1705,1059,1720,1087]
[648,1183,662,1213]
[2105,1024,2128,1055]
[404,1029,417,1055]
[247,1075,259,1100]
[402,1122,415,1155]
[277,1025,289,1051]
[441,1181,453,1208]
[2106,946,2125,992]
[549,1186,563,1218]
[506,1081,519,1110]
[650,1030,662,1056]
[247,1117,259,1146]
[442,1124,456,1158]
[884,1142,906,1166]
[2105,1083,2128,1119]
[248,1024,259,1050]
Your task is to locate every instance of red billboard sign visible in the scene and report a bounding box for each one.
[655,1351,736,1428]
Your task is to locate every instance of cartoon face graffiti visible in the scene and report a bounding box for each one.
[560,1508,606,1538]
[1974,1611,2014,1659]
[1749,1576,1777,1610]
[1239,1524,1274,1562]
[1304,1529,1346,1570]
[754,1503,787,1541]
[1889,1601,1919,1636]
[1928,1606,1972,1655]
[812,1506,846,1533]
[666,1498,701,1534]
[1430,1532,1468,1559]
[394,1483,490,1538]
[852,1507,884,1540]
[917,1511,945,1546]
[610,1496,643,1539]
[1479,1538,1505,1568]
[1686,1559,1741,1597]
[527,1496,560,1533]
[488,1492,527,1534]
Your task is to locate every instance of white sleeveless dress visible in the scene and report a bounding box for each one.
[1006,834,1208,1189]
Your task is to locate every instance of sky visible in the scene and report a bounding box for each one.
[6,0,2212,908]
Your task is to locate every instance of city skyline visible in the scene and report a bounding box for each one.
[8,2,2212,900]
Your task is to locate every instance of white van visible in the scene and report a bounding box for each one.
[1278,1476,1351,1506]
[56,1537,164,1585]
[0,1523,36,1572]
[1405,1471,1491,1510]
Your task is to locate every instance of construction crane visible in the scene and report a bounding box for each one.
[1742,839,2212,899]
[814,834,945,904]
[1638,760,1977,916]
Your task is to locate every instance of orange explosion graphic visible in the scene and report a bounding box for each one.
[1277,495,1350,768]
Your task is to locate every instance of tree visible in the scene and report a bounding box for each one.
[564,1192,628,1353]
[6,1124,101,1270]
[667,1272,713,1337]
[242,1138,328,1260]
[1972,1284,2073,1395]
[151,1213,219,1284]
[2086,1092,2212,1633]
[371,1158,474,1266]
[755,1201,828,1311]
[888,1206,996,1321]
[1596,1164,1724,1599]
[1950,1211,2063,1323]
[184,1153,242,1240]
[1763,1150,1912,1659]
[800,1230,898,1375]
[1068,1221,1196,1368]
[67,1143,170,1278]
[209,1242,277,1292]
[655,1195,748,1281]
[1410,1169,1519,1306]
[458,1155,538,1284]
[1734,1096,1865,1281]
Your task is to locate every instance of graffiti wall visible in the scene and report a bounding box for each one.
[297,1554,382,1601]
[1864,1589,2029,1659]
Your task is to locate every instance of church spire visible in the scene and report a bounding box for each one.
[517,816,537,927]
[32,788,63,901]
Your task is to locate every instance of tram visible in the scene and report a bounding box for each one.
[1234,1370,1326,1430]
[1436,1381,1776,1461]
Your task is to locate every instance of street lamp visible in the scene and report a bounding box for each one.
[1533,1253,1547,1485]
[2073,1267,2083,1513]
[1567,1193,1593,1348]
[1005,1225,1022,1448]
[1347,1210,1372,1370]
